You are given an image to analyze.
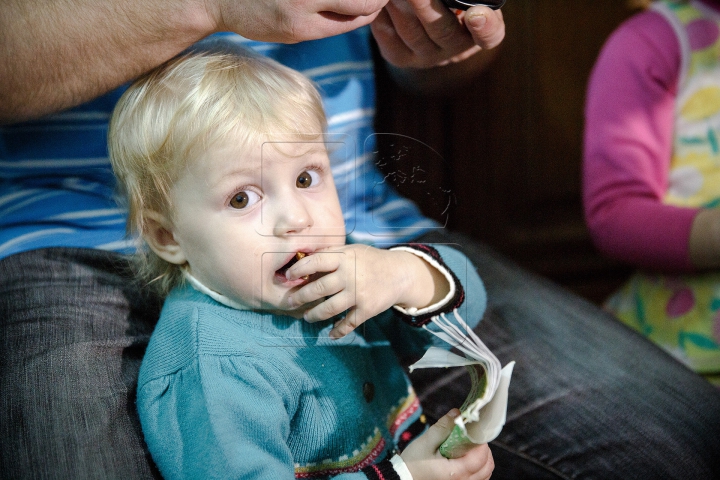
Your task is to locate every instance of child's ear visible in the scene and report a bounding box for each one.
[143,210,187,265]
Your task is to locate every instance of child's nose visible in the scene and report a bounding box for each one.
[271,197,314,236]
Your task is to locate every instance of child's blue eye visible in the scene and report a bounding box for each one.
[296,170,320,189]
[229,190,260,209]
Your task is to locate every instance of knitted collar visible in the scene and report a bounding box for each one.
[182,269,250,311]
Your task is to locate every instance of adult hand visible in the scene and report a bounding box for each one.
[371,0,505,69]
[211,0,391,43]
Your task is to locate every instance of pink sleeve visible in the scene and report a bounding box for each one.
[583,9,700,272]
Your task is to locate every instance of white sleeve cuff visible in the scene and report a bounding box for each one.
[389,246,456,317]
[390,454,414,480]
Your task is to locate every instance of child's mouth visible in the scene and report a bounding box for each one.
[275,252,308,279]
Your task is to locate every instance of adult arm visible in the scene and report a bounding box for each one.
[583,10,701,272]
[371,0,504,94]
[688,208,720,268]
[0,0,389,124]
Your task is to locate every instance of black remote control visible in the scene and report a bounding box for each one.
[442,0,505,10]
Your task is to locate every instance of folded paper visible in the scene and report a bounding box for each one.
[409,311,515,458]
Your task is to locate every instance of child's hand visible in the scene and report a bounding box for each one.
[401,409,494,480]
[285,245,449,338]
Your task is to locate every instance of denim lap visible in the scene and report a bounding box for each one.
[2,244,720,479]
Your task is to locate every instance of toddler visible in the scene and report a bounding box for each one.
[584,0,720,383]
[109,47,493,479]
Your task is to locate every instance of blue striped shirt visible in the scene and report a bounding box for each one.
[0,28,437,259]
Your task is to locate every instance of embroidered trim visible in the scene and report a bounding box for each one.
[396,416,427,453]
[294,428,385,478]
[383,386,426,452]
[387,388,420,437]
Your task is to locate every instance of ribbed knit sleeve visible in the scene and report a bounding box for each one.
[377,244,486,358]
[361,458,402,480]
[390,244,466,326]
[392,244,485,327]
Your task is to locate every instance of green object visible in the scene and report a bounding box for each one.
[439,364,488,458]
[439,425,473,458]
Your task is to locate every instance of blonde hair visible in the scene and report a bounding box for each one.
[108,47,327,294]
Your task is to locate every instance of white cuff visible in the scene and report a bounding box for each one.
[389,246,456,317]
[390,454,414,480]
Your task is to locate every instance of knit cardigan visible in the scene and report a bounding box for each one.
[137,244,486,479]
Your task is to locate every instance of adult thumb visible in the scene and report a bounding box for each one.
[464,6,505,50]
[424,409,462,450]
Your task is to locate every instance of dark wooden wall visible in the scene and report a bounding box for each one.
[374,1,644,304]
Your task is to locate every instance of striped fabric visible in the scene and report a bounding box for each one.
[0,28,437,259]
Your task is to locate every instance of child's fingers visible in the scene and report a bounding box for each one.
[423,408,462,450]
[289,273,343,309]
[473,449,495,480]
[400,408,462,475]
[443,440,477,459]
[328,309,371,339]
[285,251,341,281]
[303,291,352,324]
[456,444,494,480]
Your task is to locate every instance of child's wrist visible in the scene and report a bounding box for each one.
[389,245,454,315]
[391,250,434,308]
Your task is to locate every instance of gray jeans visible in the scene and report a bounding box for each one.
[2,236,720,479]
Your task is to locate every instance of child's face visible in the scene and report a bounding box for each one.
[159,134,346,314]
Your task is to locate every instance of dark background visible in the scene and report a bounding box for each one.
[373,0,645,304]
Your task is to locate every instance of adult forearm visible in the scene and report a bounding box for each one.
[1,0,390,124]
[689,208,720,269]
[0,0,213,124]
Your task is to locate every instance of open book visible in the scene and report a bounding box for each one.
[409,311,515,458]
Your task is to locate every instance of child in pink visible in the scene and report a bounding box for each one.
[584,0,720,383]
